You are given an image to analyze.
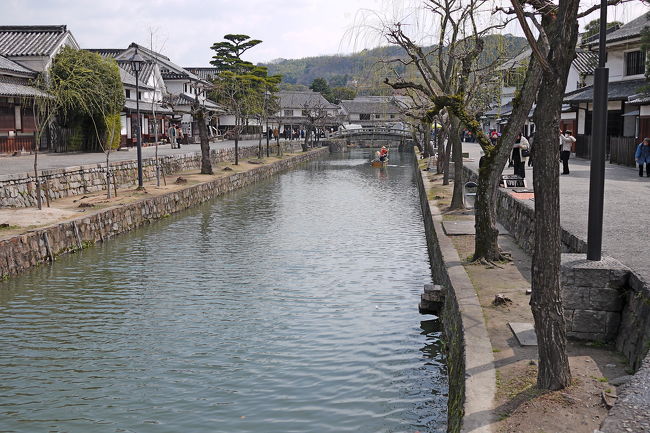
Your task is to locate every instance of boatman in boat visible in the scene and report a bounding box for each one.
[379,146,389,162]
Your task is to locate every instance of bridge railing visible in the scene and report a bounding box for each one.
[329,127,411,139]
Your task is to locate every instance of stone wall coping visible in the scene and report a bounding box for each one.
[419,169,496,433]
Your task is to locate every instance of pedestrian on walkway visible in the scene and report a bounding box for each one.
[635,137,650,177]
[167,123,177,149]
[176,125,184,147]
[560,130,576,175]
[527,132,535,167]
[511,133,530,178]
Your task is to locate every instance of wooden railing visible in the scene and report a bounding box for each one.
[609,136,637,167]
[330,127,411,139]
[0,135,35,154]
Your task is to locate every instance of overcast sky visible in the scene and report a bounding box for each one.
[2,0,647,67]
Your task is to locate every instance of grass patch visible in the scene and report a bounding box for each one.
[0,224,19,231]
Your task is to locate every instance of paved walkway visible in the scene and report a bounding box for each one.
[0,139,278,175]
[463,141,650,285]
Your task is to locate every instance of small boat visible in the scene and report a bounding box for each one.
[371,159,388,167]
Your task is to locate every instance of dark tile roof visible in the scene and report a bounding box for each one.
[124,99,174,115]
[587,13,649,46]
[564,78,648,103]
[628,91,650,105]
[0,75,47,97]
[184,67,219,81]
[0,54,36,77]
[116,43,205,84]
[277,90,338,110]
[0,25,70,57]
[176,93,223,111]
[86,48,125,59]
[340,96,402,114]
[572,49,598,75]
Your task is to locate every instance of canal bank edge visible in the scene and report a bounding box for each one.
[414,152,496,433]
[0,147,328,279]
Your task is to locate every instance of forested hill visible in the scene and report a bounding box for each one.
[260,34,528,95]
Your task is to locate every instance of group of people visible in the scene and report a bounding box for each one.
[167,124,184,149]
[507,129,577,178]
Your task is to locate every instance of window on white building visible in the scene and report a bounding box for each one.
[125,89,131,99]
[284,109,293,117]
[625,50,646,76]
[375,114,381,119]
[360,113,371,120]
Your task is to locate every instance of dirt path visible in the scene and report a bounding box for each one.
[0,156,294,240]
[428,171,628,433]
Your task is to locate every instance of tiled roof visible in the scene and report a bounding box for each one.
[564,78,647,103]
[118,68,153,90]
[278,90,338,110]
[118,60,156,85]
[116,43,205,84]
[0,25,70,57]
[572,49,598,75]
[340,96,402,114]
[86,48,125,59]
[628,91,650,105]
[0,54,35,77]
[0,75,47,97]
[185,67,219,81]
[124,99,173,115]
[496,49,531,71]
[177,93,223,111]
[587,13,650,46]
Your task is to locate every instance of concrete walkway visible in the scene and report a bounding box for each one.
[0,138,281,175]
[463,141,650,285]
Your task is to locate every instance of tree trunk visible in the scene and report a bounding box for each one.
[234,116,240,165]
[437,128,447,174]
[265,120,270,157]
[529,0,580,390]
[302,126,310,152]
[443,133,453,186]
[449,116,464,209]
[34,148,42,210]
[258,125,263,159]
[106,152,111,199]
[198,109,212,175]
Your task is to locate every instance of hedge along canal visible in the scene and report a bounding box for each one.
[0,148,448,433]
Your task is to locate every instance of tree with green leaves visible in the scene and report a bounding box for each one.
[210,34,280,165]
[29,47,124,207]
[49,47,124,197]
[582,18,623,40]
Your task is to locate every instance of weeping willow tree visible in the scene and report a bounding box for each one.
[49,47,124,198]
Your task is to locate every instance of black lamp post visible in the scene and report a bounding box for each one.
[129,47,146,189]
[586,0,609,261]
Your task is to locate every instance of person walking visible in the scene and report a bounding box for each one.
[559,130,576,175]
[167,123,177,149]
[527,132,535,167]
[511,133,530,178]
[175,125,184,147]
[635,137,650,177]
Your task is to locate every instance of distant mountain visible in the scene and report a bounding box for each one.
[260,34,529,96]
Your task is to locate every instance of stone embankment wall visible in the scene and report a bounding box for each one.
[0,143,301,208]
[415,159,495,433]
[0,147,327,279]
[461,166,650,431]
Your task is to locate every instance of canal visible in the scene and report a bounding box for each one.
[0,149,447,433]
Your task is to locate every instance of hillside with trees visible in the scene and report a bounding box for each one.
[260,34,528,95]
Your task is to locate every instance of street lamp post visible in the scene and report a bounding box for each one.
[586,0,609,261]
[130,47,146,189]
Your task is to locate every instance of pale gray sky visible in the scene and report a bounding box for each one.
[1,0,647,67]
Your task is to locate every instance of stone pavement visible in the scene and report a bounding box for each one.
[463,141,650,286]
[0,138,275,176]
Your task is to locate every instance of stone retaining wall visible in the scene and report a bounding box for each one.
[0,142,302,208]
[0,147,327,279]
[416,158,496,433]
[461,166,650,430]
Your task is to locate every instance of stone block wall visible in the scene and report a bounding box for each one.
[416,159,495,433]
[0,147,327,279]
[0,142,302,208]
[561,254,629,342]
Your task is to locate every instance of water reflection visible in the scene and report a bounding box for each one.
[0,149,447,433]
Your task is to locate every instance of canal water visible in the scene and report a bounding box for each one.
[0,149,447,433]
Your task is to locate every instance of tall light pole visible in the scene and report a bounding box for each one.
[586,0,609,261]
[130,47,146,189]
